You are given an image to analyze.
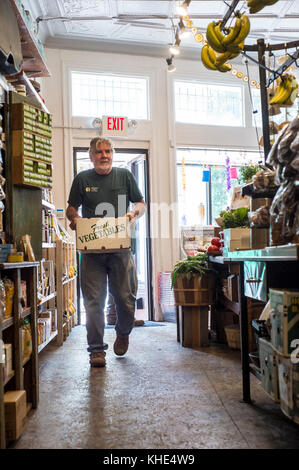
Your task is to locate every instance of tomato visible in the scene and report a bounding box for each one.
[207,244,220,254]
[211,237,221,247]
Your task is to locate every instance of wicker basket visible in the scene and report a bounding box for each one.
[224,324,241,350]
[173,272,215,306]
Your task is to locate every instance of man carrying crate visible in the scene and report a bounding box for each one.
[66,137,146,367]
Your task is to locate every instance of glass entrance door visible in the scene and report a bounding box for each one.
[73,147,152,324]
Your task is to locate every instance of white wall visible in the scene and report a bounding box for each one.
[42,46,261,320]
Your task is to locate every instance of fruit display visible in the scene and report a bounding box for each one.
[266,115,299,244]
[203,14,250,72]
[247,0,279,15]
[206,237,223,256]
[269,74,299,107]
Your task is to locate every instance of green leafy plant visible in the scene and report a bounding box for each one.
[172,253,212,287]
[238,164,261,185]
[222,207,250,229]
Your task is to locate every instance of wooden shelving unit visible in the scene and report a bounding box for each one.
[0,262,39,449]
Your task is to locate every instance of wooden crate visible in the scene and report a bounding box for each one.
[173,273,215,306]
[178,305,209,348]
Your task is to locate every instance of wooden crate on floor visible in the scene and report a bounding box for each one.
[177,305,209,348]
[247,297,266,352]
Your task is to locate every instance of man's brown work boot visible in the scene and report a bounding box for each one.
[113,335,129,356]
[90,351,106,367]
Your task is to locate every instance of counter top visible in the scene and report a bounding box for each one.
[209,244,299,263]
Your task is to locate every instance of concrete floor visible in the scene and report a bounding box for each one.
[11,323,299,449]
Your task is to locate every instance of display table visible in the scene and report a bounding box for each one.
[209,244,299,403]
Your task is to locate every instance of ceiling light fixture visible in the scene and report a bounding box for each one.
[166,57,176,72]
[177,1,191,17]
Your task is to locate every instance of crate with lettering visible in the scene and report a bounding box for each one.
[76,217,131,252]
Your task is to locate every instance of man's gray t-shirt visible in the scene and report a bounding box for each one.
[67,167,144,218]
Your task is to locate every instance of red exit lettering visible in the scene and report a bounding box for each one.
[107,117,125,131]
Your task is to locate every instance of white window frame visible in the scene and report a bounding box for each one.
[173,78,246,127]
[70,70,151,121]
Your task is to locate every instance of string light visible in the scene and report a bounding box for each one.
[166,56,176,72]
[178,19,191,39]
[177,1,191,17]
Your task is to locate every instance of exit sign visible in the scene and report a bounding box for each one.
[102,115,128,136]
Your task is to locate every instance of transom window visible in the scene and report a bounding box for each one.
[71,72,149,119]
[174,80,244,127]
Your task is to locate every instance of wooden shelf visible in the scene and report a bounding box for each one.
[2,317,14,331]
[38,292,56,307]
[21,307,31,319]
[3,371,15,387]
[42,243,56,249]
[0,262,39,269]
[42,200,55,211]
[242,183,278,199]
[38,330,58,353]
[9,0,50,78]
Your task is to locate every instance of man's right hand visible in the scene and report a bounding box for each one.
[69,216,81,231]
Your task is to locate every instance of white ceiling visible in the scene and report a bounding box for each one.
[28,0,299,57]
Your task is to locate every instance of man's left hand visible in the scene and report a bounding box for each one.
[125,212,136,225]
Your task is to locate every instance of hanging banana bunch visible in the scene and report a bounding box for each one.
[269,74,299,107]
[203,13,250,73]
[247,0,279,15]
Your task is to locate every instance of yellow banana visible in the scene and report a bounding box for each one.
[232,14,250,45]
[215,51,240,66]
[206,22,226,53]
[216,63,231,73]
[201,45,217,70]
[270,77,293,105]
[222,15,242,45]
[214,22,227,45]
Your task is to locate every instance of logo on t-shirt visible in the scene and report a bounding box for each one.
[85,186,98,192]
[85,187,90,192]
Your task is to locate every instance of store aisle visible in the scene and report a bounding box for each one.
[11,324,299,449]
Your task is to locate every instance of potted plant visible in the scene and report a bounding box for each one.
[171,253,215,306]
[221,207,250,251]
[238,164,261,185]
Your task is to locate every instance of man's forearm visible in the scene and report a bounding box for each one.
[66,205,79,222]
[133,200,146,219]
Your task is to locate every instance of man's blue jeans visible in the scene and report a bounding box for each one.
[80,251,137,353]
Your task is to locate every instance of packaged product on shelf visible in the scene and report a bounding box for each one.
[4,344,12,377]
[20,280,27,309]
[4,278,14,319]
[266,115,299,245]
[0,279,6,317]
[22,318,32,360]
[253,169,276,189]
[250,204,271,228]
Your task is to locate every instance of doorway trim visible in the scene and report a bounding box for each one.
[72,146,154,323]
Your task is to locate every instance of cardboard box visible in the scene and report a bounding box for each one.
[223,275,239,302]
[277,353,299,425]
[270,288,299,356]
[250,228,269,250]
[76,217,131,252]
[259,338,280,403]
[223,228,250,252]
[4,390,27,441]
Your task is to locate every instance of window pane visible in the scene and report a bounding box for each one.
[252,87,299,128]
[71,72,149,119]
[177,149,261,226]
[175,81,244,126]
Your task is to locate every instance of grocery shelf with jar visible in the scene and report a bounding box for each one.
[0,261,39,449]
